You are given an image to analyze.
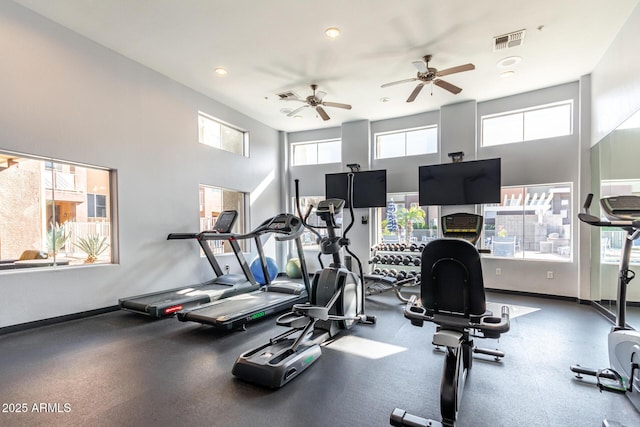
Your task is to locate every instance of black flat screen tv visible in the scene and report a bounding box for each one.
[325,169,387,208]
[418,158,501,206]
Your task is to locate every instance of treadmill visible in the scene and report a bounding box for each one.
[119,210,260,318]
[177,212,312,330]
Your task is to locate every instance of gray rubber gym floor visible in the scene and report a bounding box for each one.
[1,290,639,427]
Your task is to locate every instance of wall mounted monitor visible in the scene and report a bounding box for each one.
[418,158,501,206]
[325,169,387,208]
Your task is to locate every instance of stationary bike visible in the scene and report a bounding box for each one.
[390,231,510,427]
[571,194,640,423]
[232,173,375,388]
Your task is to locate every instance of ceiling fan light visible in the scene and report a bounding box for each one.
[325,27,340,38]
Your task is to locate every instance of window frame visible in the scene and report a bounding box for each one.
[374,125,438,159]
[481,182,573,262]
[375,192,439,246]
[198,111,248,157]
[480,100,573,147]
[290,138,341,166]
[198,184,248,253]
[0,150,116,270]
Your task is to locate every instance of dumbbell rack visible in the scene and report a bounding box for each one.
[365,242,422,302]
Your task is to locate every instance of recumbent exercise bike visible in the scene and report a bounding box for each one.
[390,228,510,427]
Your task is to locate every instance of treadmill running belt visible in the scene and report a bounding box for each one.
[178,291,305,328]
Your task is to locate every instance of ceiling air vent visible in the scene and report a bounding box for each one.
[493,29,526,51]
[276,91,299,100]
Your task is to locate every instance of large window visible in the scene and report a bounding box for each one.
[375,126,438,159]
[481,101,573,147]
[0,151,114,269]
[291,139,341,166]
[292,196,343,250]
[198,111,247,156]
[199,184,246,253]
[482,183,572,261]
[376,193,439,245]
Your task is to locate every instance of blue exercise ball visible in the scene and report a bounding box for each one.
[250,257,278,285]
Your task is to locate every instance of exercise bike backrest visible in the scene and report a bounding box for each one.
[420,238,487,317]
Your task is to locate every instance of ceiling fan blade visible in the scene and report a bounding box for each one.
[287,105,308,117]
[315,106,330,121]
[381,77,418,88]
[436,63,475,77]
[316,91,327,101]
[406,83,425,102]
[434,79,463,94]
[412,60,427,73]
[322,101,352,110]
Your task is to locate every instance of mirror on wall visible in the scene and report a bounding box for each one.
[592,109,640,329]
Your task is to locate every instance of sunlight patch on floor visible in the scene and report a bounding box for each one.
[323,335,407,359]
[486,302,540,319]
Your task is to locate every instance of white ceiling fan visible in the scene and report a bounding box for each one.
[277,84,352,121]
[382,54,475,102]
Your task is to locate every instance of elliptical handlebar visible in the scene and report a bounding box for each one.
[294,179,324,242]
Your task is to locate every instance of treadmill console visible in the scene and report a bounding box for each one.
[601,195,640,220]
[262,213,302,236]
[441,213,483,245]
[213,210,239,233]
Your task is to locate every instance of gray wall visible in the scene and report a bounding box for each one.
[589,2,640,309]
[3,1,640,328]
[0,2,281,327]
[287,83,583,298]
[591,3,640,144]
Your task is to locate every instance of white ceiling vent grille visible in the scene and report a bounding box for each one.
[493,29,526,51]
[276,91,299,100]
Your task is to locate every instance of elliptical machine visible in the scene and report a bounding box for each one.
[571,194,640,422]
[232,173,375,388]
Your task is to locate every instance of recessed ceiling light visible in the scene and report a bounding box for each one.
[379,97,390,103]
[294,115,303,119]
[497,56,522,68]
[214,67,227,75]
[325,27,340,38]
[500,70,516,78]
